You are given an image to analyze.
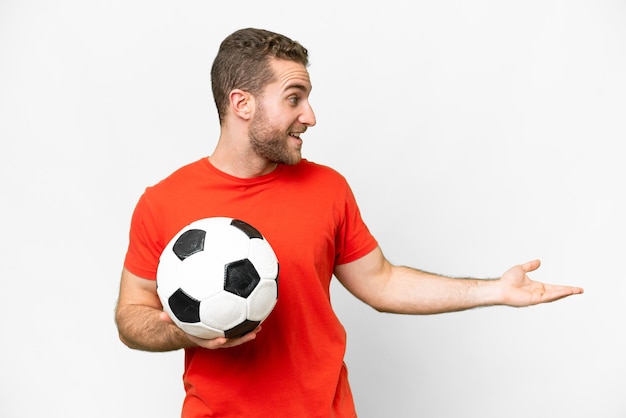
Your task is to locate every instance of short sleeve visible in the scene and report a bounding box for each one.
[123,191,164,280]
[334,182,378,265]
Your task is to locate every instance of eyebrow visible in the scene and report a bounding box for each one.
[284,83,311,94]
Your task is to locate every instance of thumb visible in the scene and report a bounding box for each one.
[159,311,174,324]
[521,259,541,274]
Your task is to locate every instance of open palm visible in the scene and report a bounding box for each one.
[500,259,584,307]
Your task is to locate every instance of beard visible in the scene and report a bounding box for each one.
[248,104,302,166]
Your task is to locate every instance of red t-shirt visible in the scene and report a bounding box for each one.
[124,158,378,417]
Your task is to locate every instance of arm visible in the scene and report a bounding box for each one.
[115,268,260,351]
[334,246,583,315]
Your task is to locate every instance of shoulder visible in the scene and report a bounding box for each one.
[279,160,354,200]
[152,158,208,187]
[295,158,342,174]
[283,159,349,185]
[142,158,209,197]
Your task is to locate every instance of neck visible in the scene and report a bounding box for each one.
[209,148,278,179]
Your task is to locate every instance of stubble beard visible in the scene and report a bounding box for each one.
[248,106,302,166]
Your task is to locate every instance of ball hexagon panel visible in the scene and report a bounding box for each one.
[176,248,226,300]
[224,258,261,298]
[200,291,248,330]
[224,320,260,339]
[168,288,201,323]
[230,218,263,239]
[172,229,206,260]
[246,279,278,321]
[248,238,279,279]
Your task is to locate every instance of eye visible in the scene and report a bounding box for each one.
[288,95,299,105]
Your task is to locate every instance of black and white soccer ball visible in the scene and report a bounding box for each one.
[156,217,279,339]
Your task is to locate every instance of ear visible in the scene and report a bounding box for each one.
[229,89,254,120]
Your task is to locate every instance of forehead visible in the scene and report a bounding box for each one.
[266,58,312,94]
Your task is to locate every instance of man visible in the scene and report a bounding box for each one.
[115,28,583,417]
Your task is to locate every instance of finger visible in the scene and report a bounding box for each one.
[188,335,228,349]
[209,337,229,348]
[546,283,584,296]
[225,326,262,345]
[220,326,262,348]
[521,259,541,274]
[537,283,585,304]
[195,326,262,349]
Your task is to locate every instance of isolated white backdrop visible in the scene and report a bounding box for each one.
[1,1,624,417]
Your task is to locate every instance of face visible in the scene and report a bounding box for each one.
[248,59,316,165]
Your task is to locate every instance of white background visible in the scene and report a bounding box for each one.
[1,1,624,417]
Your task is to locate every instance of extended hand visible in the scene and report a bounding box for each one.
[498,259,584,307]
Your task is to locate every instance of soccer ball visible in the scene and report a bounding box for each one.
[156,217,279,339]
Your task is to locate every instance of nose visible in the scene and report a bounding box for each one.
[300,101,316,127]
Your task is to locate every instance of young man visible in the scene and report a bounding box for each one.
[115,28,583,417]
